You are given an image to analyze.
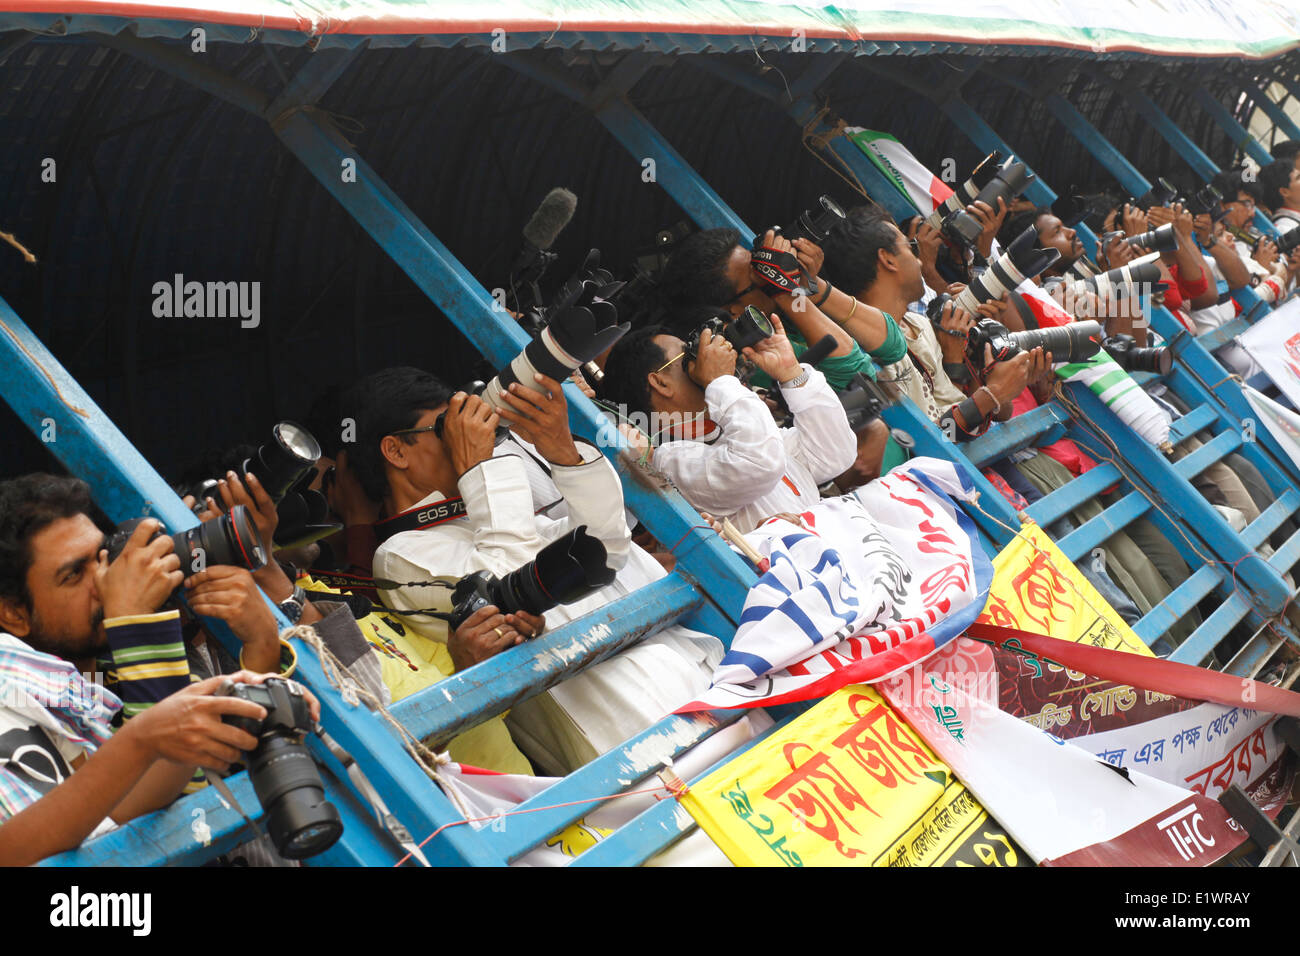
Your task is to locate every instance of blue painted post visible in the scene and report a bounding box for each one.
[1191,87,1274,168]
[1240,81,1300,144]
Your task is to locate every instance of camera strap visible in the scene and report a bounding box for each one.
[372,496,468,543]
[204,769,272,847]
[750,246,803,294]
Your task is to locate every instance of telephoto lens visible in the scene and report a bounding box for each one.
[1125,223,1179,254]
[1103,334,1173,375]
[953,225,1061,314]
[218,678,343,860]
[481,278,628,414]
[447,525,617,630]
[774,196,847,245]
[925,151,1003,234]
[1044,258,1162,317]
[104,504,267,579]
[965,318,1103,371]
[242,422,322,504]
[947,156,1035,245]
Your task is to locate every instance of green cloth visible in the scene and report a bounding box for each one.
[880,433,910,475]
[749,313,907,392]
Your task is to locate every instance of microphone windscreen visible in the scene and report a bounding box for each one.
[522,188,578,251]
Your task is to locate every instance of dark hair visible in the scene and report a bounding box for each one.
[657,227,743,309]
[599,325,669,420]
[173,443,258,493]
[1272,140,1300,163]
[0,474,97,610]
[821,206,899,296]
[662,303,733,342]
[1210,168,1262,206]
[998,206,1051,251]
[1259,159,1295,210]
[341,367,453,503]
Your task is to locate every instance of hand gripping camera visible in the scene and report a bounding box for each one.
[217,678,343,860]
[927,153,1035,247]
[446,525,617,630]
[105,505,267,580]
[683,305,774,365]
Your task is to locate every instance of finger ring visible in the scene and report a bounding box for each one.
[492,626,505,639]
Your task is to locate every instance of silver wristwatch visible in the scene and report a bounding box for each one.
[780,367,811,389]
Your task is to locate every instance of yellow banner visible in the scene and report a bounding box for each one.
[681,685,1025,867]
[974,522,1152,655]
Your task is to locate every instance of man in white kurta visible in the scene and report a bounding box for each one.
[370,379,722,777]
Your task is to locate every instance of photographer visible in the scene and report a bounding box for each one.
[600,315,857,533]
[822,207,1042,440]
[192,460,535,774]
[1261,158,1300,234]
[658,227,908,389]
[347,367,722,776]
[0,473,295,865]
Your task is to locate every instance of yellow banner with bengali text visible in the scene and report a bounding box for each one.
[974,522,1153,656]
[680,685,1026,867]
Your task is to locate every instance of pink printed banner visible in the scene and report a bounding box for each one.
[676,459,992,712]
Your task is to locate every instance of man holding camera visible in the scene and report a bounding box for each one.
[821,207,1044,440]
[601,314,857,534]
[351,367,722,776]
[0,473,290,865]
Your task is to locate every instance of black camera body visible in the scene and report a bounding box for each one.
[1275,226,1300,258]
[837,372,893,431]
[446,525,617,631]
[105,505,266,580]
[965,317,1103,376]
[683,305,774,365]
[218,678,343,860]
[1102,333,1173,376]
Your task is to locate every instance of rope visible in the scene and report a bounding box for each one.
[799,107,879,206]
[394,770,690,867]
[283,623,473,818]
[0,230,36,263]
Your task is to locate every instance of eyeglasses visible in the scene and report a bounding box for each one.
[654,352,686,375]
[389,423,440,440]
[1228,198,1256,210]
[727,282,759,305]
[908,237,919,256]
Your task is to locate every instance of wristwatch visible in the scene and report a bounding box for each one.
[277,584,307,625]
[780,367,811,389]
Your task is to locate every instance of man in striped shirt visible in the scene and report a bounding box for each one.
[0,473,277,865]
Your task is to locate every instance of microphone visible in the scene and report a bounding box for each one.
[511,188,578,279]
[800,333,838,369]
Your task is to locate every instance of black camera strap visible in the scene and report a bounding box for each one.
[372,496,468,543]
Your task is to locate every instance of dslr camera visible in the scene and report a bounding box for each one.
[446,525,617,630]
[218,677,343,860]
[965,317,1103,377]
[1102,333,1172,375]
[758,195,847,246]
[105,505,266,580]
[927,153,1034,247]
[683,305,774,365]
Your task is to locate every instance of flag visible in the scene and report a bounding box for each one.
[677,458,992,712]
[845,128,953,216]
[1242,383,1300,474]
